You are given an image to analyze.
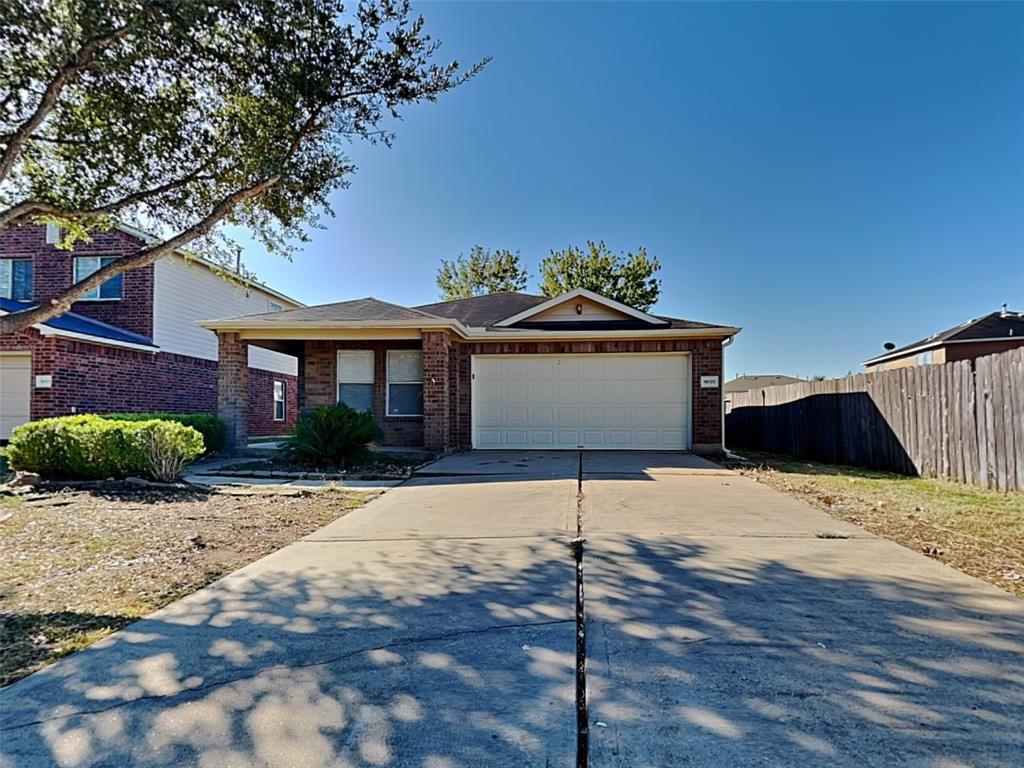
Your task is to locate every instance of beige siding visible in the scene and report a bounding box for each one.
[530,296,628,322]
[153,255,298,374]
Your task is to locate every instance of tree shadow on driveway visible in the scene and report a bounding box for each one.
[587,534,1024,767]
[0,535,577,767]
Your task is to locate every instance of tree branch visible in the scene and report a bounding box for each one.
[0,176,280,335]
[0,26,131,185]
[0,166,218,230]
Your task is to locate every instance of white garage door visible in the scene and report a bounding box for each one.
[472,354,691,450]
[0,354,32,440]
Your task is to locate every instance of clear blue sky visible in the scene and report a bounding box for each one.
[236,1,1024,379]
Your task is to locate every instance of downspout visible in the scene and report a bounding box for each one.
[721,335,735,451]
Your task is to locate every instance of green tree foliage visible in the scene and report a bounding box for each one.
[7,415,204,480]
[436,246,528,300]
[0,0,486,333]
[538,241,661,311]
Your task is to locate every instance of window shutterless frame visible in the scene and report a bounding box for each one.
[273,380,286,421]
[386,349,423,416]
[73,256,123,300]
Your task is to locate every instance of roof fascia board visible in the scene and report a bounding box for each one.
[492,287,664,327]
[35,325,160,353]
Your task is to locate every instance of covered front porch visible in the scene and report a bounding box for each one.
[215,330,457,452]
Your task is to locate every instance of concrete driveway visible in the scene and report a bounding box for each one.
[1,451,1021,768]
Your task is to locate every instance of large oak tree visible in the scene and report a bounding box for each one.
[0,0,486,334]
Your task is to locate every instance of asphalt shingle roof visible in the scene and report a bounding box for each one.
[207,291,738,333]
[414,292,548,327]
[864,309,1024,364]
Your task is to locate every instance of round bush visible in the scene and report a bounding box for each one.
[7,415,205,481]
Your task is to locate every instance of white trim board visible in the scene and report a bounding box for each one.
[492,288,665,327]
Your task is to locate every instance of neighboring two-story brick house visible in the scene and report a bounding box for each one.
[0,222,301,440]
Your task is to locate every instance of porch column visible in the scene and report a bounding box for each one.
[422,331,451,451]
[217,331,249,450]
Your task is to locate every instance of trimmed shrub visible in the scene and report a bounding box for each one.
[283,404,383,469]
[102,412,226,454]
[7,415,204,481]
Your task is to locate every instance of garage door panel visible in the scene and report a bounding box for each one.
[557,430,581,447]
[556,406,579,425]
[531,430,555,447]
[528,359,555,378]
[0,354,32,440]
[554,382,579,400]
[473,354,691,450]
[505,430,528,447]
[504,407,528,425]
[530,407,554,425]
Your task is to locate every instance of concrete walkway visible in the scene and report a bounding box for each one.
[1,450,1021,768]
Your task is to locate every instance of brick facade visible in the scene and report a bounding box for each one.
[422,331,451,451]
[301,339,424,447]
[1,224,154,338]
[217,333,249,448]
[285,333,724,452]
[1,329,296,441]
[2,224,297,445]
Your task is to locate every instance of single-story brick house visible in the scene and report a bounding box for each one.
[202,288,741,453]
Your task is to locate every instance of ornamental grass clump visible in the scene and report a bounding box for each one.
[283,404,383,469]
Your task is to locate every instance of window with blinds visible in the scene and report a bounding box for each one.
[337,350,375,413]
[387,350,423,416]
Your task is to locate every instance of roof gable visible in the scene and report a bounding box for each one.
[492,288,665,328]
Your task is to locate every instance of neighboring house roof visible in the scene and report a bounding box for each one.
[201,290,742,341]
[863,309,1024,366]
[0,297,159,353]
[724,375,805,394]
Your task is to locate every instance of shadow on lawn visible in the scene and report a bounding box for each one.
[0,532,1021,766]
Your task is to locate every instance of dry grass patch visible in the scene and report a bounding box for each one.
[0,484,377,686]
[732,452,1024,597]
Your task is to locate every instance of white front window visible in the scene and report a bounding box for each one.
[74,256,123,300]
[273,380,286,421]
[387,350,423,416]
[337,350,375,412]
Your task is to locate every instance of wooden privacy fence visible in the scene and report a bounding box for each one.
[725,347,1024,491]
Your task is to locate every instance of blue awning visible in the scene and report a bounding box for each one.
[0,298,159,350]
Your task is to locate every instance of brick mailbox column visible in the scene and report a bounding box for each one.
[217,332,249,450]
[422,331,451,451]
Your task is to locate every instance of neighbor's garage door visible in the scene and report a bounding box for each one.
[0,353,32,440]
[472,354,690,450]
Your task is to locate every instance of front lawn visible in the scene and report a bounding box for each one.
[733,451,1024,597]
[0,484,377,687]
